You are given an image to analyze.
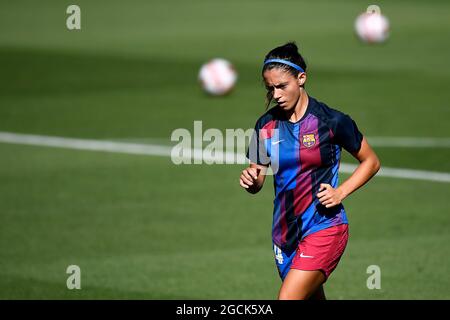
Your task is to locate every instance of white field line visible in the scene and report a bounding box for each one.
[0,131,449,183]
[113,136,450,148]
[367,137,450,148]
[0,131,174,157]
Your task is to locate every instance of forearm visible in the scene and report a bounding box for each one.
[337,157,380,200]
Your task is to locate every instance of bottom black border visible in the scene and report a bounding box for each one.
[0,300,446,318]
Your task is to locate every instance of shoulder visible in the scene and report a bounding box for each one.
[308,96,363,152]
[308,96,355,131]
[253,106,281,129]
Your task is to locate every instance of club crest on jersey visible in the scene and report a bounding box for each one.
[302,134,316,148]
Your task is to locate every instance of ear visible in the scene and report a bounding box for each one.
[297,72,307,87]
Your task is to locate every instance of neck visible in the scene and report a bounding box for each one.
[287,89,309,123]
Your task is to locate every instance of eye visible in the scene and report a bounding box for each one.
[274,83,288,89]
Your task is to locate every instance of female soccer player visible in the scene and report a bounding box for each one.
[239,42,380,300]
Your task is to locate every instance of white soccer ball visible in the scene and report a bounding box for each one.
[198,58,237,96]
[355,12,390,43]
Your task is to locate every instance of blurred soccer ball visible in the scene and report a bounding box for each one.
[355,11,390,43]
[198,58,237,96]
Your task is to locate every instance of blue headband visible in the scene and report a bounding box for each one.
[263,58,305,73]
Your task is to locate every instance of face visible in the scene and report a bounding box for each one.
[263,68,306,111]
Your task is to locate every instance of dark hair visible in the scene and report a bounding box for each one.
[262,42,307,109]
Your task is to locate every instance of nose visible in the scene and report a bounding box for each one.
[273,88,282,101]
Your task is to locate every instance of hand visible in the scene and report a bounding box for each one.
[239,167,259,189]
[317,183,344,208]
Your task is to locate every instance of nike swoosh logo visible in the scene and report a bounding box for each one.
[272,139,284,145]
[300,252,314,258]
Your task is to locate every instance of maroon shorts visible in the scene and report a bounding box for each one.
[290,224,349,280]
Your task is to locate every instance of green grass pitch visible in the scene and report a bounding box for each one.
[0,0,449,299]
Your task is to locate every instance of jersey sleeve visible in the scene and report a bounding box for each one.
[246,119,271,166]
[331,112,363,154]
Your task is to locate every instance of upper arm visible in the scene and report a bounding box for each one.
[331,112,363,155]
[329,111,379,167]
[246,118,271,166]
[351,136,380,165]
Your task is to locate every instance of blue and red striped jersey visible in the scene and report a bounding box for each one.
[246,95,363,254]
